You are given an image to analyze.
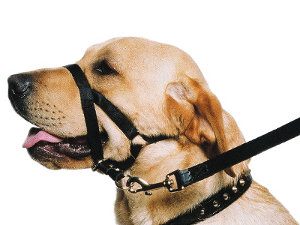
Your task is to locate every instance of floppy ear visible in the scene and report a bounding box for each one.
[165,75,248,177]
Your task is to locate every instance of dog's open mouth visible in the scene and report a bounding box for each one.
[23,128,107,165]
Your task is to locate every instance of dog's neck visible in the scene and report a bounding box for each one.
[115,137,297,225]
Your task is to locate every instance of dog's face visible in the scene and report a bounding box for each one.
[8,37,247,177]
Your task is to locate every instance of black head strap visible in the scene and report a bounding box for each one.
[64,64,154,170]
[92,91,139,140]
[64,64,103,164]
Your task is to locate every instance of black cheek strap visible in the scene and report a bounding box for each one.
[64,64,103,165]
[92,90,139,140]
[64,64,147,176]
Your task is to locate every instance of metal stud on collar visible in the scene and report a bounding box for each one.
[190,176,250,220]
[239,179,245,186]
[193,176,249,220]
[213,200,220,208]
[223,193,229,200]
[232,186,238,193]
[200,209,205,215]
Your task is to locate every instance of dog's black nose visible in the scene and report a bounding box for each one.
[8,73,33,98]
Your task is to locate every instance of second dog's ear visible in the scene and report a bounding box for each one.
[165,75,248,177]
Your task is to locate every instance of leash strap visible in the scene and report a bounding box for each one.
[167,117,300,190]
[125,117,300,194]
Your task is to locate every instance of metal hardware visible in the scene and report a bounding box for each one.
[200,209,205,215]
[117,171,188,195]
[164,171,186,192]
[232,186,238,193]
[239,179,245,186]
[127,176,151,194]
[213,200,220,208]
[115,175,130,190]
[92,159,107,171]
[223,193,229,200]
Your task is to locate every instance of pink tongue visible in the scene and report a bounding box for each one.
[23,130,62,149]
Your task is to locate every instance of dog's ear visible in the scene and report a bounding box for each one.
[165,75,248,177]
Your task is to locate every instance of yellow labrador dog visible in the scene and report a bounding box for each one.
[8,37,297,225]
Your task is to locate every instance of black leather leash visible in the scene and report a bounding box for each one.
[117,117,300,195]
[64,64,300,195]
[165,117,300,191]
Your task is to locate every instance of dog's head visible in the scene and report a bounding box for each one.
[8,37,247,176]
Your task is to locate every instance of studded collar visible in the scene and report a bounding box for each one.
[163,173,252,225]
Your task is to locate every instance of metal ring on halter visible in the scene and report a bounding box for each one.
[115,175,131,190]
[91,159,107,171]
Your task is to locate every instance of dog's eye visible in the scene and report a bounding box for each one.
[94,60,117,75]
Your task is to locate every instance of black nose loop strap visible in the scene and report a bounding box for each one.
[64,64,103,164]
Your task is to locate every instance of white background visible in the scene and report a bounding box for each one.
[0,0,299,224]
